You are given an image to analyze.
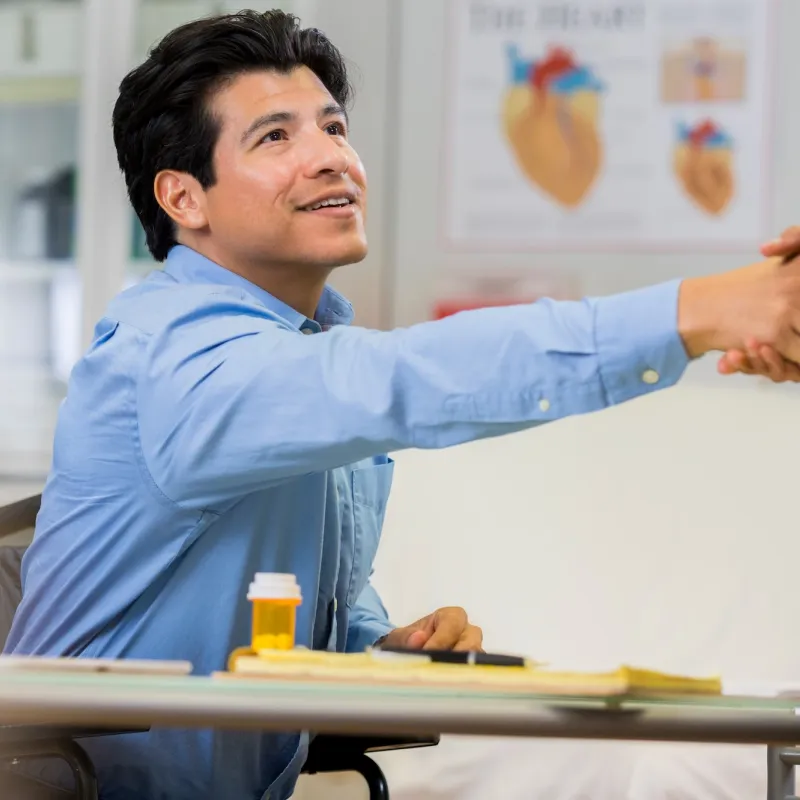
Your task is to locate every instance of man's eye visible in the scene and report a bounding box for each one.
[325,122,346,137]
[261,130,287,143]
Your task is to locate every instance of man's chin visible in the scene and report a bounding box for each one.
[312,241,368,269]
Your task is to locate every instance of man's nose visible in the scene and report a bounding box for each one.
[302,130,350,178]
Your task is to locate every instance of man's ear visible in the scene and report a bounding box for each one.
[153,170,208,231]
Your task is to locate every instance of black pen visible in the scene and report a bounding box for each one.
[376,646,527,668]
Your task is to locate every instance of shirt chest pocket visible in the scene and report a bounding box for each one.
[346,459,394,609]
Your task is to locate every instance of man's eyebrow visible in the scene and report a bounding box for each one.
[320,102,348,123]
[240,111,296,145]
[240,103,349,145]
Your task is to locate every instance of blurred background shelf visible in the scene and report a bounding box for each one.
[0,0,310,482]
[0,2,82,81]
[0,77,80,105]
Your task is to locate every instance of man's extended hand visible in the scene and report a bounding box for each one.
[678,230,800,379]
[714,227,800,382]
[379,607,483,652]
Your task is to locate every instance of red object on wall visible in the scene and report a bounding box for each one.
[687,119,719,147]
[432,296,537,320]
[530,46,577,91]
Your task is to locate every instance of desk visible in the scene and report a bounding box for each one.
[0,671,798,798]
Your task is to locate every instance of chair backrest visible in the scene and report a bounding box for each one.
[0,495,40,542]
[0,495,38,651]
[0,545,25,651]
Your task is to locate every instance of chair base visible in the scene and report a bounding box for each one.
[0,738,98,800]
[303,751,389,800]
[302,734,440,800]
[0,768,75,800]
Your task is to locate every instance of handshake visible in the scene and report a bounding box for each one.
[681,226,800,383]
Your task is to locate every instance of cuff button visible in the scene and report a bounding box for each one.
[642,369,660,385]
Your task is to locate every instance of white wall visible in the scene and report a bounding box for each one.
[376,380,800,681]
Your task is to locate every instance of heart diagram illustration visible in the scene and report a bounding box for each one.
[502,45,604,208]
[661,37,747,104]
[673,120,734,215]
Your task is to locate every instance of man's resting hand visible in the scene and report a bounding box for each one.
[378,607,484,652]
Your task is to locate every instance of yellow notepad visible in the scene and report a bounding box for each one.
[220,647,721,699]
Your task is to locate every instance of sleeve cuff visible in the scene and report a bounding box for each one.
[345,618,396,654]
[593,279,690,405]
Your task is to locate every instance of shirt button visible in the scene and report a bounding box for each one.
[538,399,550,412]
[642,369,660,385]
[301,327,313,335]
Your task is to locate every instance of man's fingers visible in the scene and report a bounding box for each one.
[405,629,429,649]
[379,612,435,650]
[390,607,477,653]
[718,350,754,375]
[750,342,785,381]
[775,322,800,365]
[423,607,468,650]
[719,342,800,383]
[762,226,800,258]
[757,344,800,382]
[741,338,780,380]
[452,624,484,653]
[779,353,800,382]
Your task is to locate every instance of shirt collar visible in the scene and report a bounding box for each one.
[163,245,354,331]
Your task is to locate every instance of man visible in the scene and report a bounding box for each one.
[5,9,800,799]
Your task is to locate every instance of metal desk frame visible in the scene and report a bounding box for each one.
[0,671,798,799]
[768,745,800,800]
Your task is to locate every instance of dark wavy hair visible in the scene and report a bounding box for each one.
[112,10,352,261]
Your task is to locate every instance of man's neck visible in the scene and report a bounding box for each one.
[184,242,330,320]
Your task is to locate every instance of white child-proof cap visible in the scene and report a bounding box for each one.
[247,573,302,602]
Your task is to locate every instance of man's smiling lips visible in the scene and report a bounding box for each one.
[297,190,359,217]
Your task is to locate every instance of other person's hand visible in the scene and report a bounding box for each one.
[378,607,483,652]
[679,251,800,375]
[717,337,800,382]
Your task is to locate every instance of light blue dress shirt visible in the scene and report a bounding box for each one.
[5,245,688,799]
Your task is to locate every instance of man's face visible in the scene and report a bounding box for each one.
[203,67,368,269]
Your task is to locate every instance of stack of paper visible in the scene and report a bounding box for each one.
[218,648,721,699]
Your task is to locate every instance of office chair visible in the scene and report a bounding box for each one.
[0,495,438,799]
[302,733,439,800]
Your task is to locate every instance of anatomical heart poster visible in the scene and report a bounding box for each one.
[443,0,774,250]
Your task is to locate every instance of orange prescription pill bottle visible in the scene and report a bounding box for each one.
[248,573,302,652]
